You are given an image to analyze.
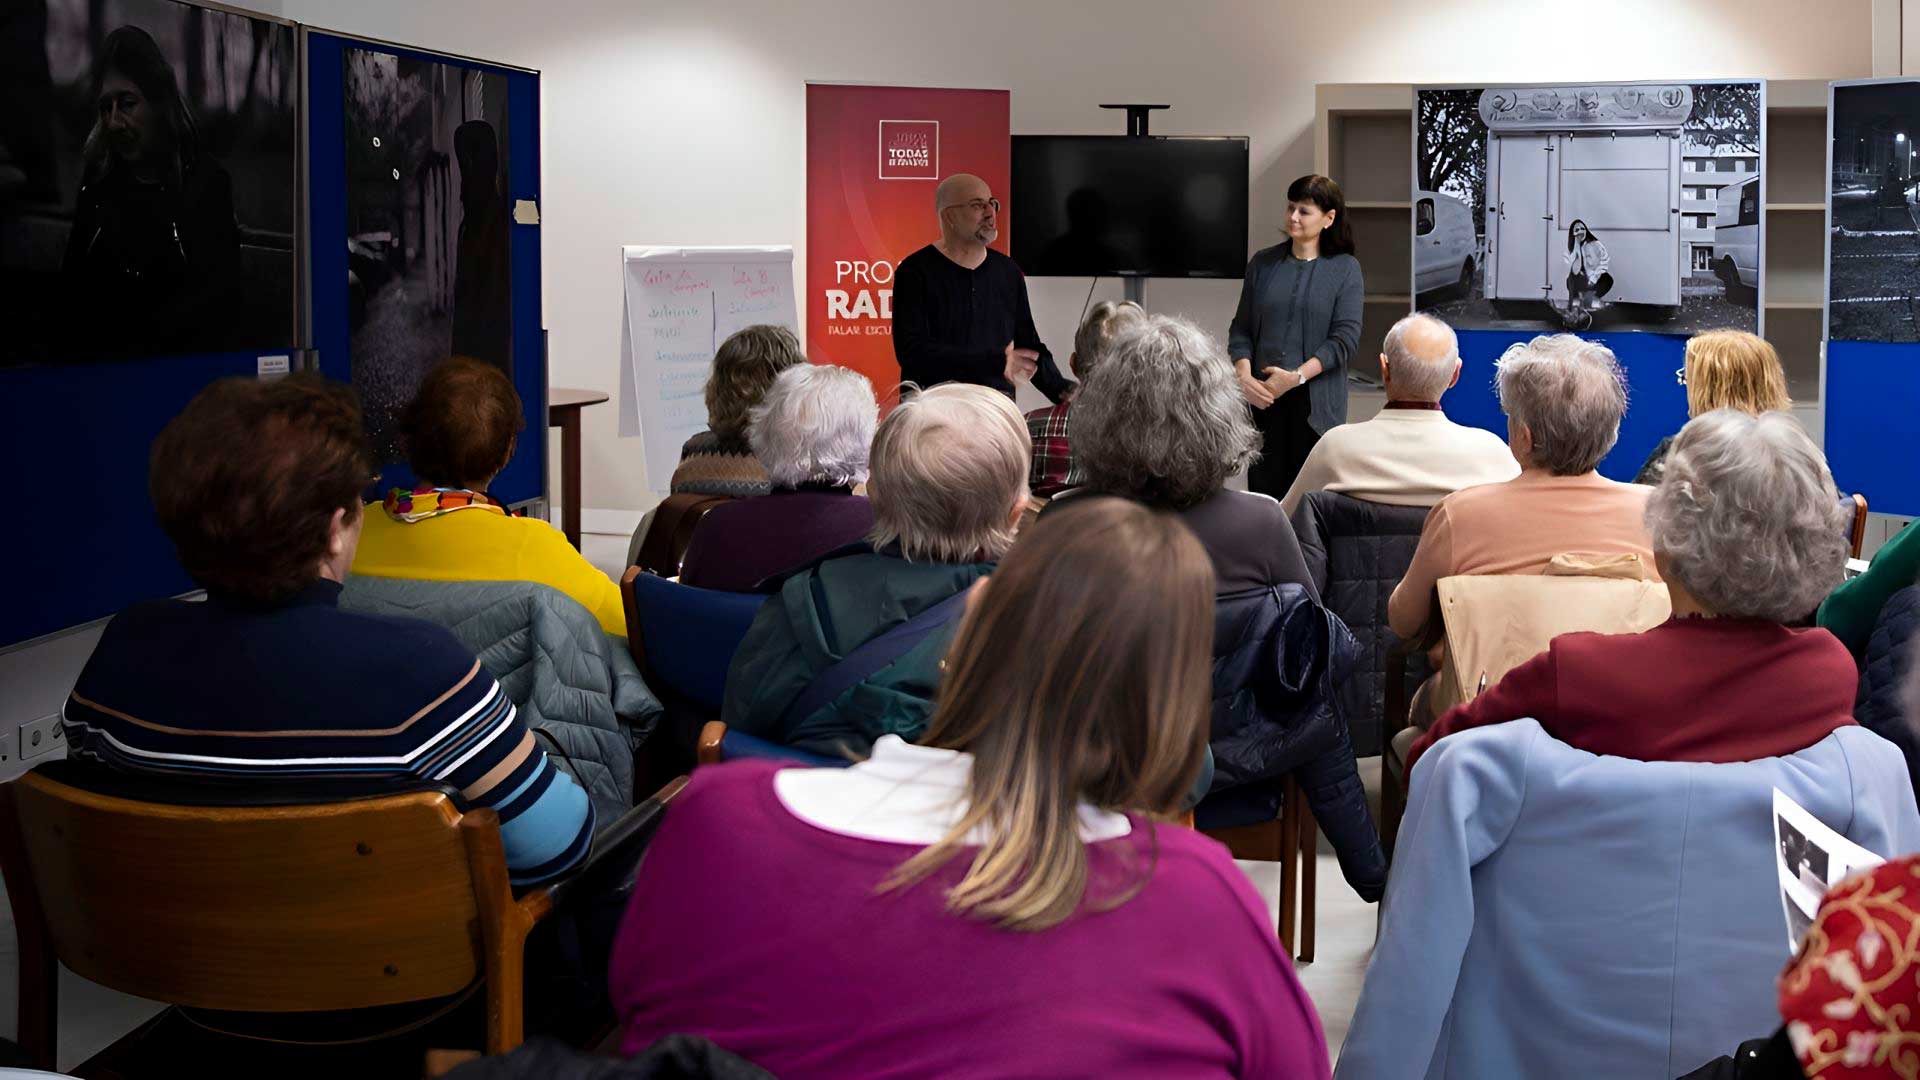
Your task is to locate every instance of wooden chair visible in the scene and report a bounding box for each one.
[0,762,687,1071]
[1200,775,1317,962]
[632,493,733,578]
[1849,492,1871,560]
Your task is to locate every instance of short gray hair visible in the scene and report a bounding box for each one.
[867,383,1029,563]
[748,364,877,488]
[1383,313,1459,402]
[1495,334,1627,475]
[1074,314,1259,509]
[1644,409,1846,622]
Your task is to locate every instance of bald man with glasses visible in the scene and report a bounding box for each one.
[890,173,1073,403]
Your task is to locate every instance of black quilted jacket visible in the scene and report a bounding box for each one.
[1291,491,1432,757]
[1856,584,1920,807]
[1199,580,1386,902]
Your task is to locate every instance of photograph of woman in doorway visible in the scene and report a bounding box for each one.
[1562,219,1613,329]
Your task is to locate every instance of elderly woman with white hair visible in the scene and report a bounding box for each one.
[1388,333,1656,642]
[721,382,1030,757]
[679,364,878,592]
[1404,409,1858,775]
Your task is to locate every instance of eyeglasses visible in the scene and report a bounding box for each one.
[1675,366,1687,387]
[942,198,1001,215]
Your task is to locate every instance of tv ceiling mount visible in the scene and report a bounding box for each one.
[1098,103,1169,137]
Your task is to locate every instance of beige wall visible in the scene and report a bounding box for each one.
[264,0,1877,515]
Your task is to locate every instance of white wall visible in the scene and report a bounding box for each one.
[256,0,1876,515]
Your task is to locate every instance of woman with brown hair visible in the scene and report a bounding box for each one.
[352,356,627,636]
[671,323,808,498]
[611,498,1329,1079]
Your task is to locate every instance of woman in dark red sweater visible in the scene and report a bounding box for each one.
[1407,409,1856,774]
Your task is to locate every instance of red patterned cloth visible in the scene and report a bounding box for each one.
[1780,855,1920,1078]
[1025,400,1079,499]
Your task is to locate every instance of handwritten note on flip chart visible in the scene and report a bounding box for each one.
[619,246,799,492]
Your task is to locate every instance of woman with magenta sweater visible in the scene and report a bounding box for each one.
[609,497,1330,1079]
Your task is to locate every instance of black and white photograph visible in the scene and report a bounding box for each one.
[344,47,511,463]
[1778,813,1830,895]
[1828,79,1920,342]
[1414,81,1763,334]
[0,0,298,366]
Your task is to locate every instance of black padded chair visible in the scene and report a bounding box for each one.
[1291,491,1433,757]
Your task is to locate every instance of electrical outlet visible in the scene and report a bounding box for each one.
[18,714,63,761]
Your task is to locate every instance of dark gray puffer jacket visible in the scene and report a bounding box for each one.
[1199,581,1385,902]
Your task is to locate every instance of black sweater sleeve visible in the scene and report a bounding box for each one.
[1012,270,1072,403]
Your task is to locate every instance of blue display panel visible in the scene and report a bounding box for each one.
[1827,340,1919,515]
[304,31,544,505]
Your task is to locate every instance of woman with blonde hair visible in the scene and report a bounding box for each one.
[613,498,1330,1079]
[1635,329,1791,483]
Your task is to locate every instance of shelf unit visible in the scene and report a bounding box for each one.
[1317,80,1832,402]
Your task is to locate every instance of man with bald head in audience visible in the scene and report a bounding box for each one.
[890,172,1072,402]
[1280,312,1518,515]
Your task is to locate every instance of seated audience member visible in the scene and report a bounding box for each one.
[721,383,1028,757]
[63,376,593,888]
[1635,329,1790,484]
[1389,334,1656,644]
[1069,313,1385,901]
[1279,313,1517,515]
[1820,518,1920,658]
[612,498,1330,1079]
[670,324,806,498]
[1025,299,1145,498]
[352,357,626,637]
[1682,656,1920,1080]
[1406,409,1853,775]
[678,363,877,592]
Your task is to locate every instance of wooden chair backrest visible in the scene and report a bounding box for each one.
[634,493,732,577]
[3,772,488,1013]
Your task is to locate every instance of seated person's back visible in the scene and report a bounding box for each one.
[667,325,807,498]
[351,357,626,637]
[66,376,592,887]
[1024,299,1145,498]
[1280,313,1517,515]
[1390,333,1656,640]
[679,364,877,592]
[1407,409,1857,774]
[614,499,1328,1079]
[721,383,1030,755]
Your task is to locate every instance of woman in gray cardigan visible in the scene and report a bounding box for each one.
[1227,174,1365,499]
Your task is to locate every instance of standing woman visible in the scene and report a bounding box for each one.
[1228,174,1364,500]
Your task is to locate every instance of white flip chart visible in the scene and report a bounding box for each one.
[619,245,799,492]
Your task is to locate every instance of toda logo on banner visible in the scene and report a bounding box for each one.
[877,120,939,181]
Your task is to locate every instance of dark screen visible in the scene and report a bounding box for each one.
[1010,136,1249,278]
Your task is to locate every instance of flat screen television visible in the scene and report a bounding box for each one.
[1010,135,1249,278]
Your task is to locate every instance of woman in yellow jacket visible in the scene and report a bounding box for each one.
[352,357,627,637]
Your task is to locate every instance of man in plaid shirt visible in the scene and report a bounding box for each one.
[1025,300,1145,498]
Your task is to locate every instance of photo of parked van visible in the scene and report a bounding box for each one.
[1414,81,1763,336]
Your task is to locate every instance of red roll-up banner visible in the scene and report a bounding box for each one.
[805,83,1011,398]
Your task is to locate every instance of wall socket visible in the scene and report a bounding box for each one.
[18,714,64,761]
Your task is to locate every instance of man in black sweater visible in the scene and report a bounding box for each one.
[890,173,1073,403]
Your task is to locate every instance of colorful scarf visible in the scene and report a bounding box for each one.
[382,485,518,524]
